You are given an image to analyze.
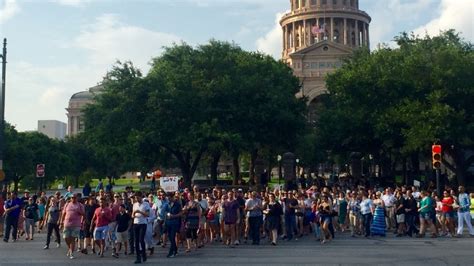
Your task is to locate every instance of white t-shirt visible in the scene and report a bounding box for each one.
[382,194,395,207]
[133,201,150,224]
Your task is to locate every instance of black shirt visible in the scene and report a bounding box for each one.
[116,212,131,233]
[24,203,38,219]
[84,204,98,224]
[284,198,298,215]
[395,198,405,215]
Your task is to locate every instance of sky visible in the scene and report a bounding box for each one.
[0,0,472,132]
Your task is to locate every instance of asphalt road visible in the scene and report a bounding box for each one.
[0,230,473,266]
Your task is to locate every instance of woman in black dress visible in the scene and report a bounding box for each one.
[264,193,282,245]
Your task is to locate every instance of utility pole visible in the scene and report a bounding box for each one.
[0,38,7,183]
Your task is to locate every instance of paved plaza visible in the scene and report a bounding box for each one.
[0,231,473,265]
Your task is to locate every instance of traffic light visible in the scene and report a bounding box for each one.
[432,145,442,169]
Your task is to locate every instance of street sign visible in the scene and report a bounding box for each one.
[0,169,5,181]
[36,164,45,178]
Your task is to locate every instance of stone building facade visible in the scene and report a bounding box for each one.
[65,84,102,136]
[280,0,371,122]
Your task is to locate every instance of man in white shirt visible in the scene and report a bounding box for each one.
[382,188,396,230]
[132,192,150,264]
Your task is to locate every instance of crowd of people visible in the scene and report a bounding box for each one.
[1,181,474,264]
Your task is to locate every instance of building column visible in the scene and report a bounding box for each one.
[283,25,287,52]
[343,18,347,45]
[363,23,367,46]
[366,23,370,49]
[355,20,359,47]
[292,22,296,49]
[330,17,334,42]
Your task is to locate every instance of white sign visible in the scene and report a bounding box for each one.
[160,176,179,192]
[414,180,420,187]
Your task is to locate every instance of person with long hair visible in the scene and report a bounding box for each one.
[417,191,437,238]
[441,190,455,237]
[319,196,332,244]
[370,191,386,237]
[43,196,61,249]
[183,193,201,252]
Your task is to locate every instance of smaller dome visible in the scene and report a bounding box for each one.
[70,91,93,101]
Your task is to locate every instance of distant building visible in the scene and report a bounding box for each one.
[66,83,103,136]
[37,120,67,140]
[280,0,371,123]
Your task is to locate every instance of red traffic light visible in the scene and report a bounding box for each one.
[432,145,442,154]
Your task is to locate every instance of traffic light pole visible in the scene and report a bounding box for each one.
[436,168,441,197]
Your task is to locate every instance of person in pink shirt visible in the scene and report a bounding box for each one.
[91,198,113,258]
[60,193,85,259]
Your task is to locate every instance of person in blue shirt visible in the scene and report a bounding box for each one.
[3,192,23,242]
[163,193,182,258]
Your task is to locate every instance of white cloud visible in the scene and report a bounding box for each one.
[52,0,91,7]
[256,12,286,59]
[413,0,473,41]
[365,0,436,48]
[0,0,20,24]
[74,13,181,72]
[7,14,183,131]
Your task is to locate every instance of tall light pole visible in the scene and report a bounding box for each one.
[0,38,7,183]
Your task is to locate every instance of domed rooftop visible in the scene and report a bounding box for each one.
[70,90,93,101]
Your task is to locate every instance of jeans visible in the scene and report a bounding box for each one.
[362,213,372,237]
[167,223,180,256]
[133,224,147,261]
[128,226,135,253]
[24,218,35,237]
[406,213,418,236]
[4,215,19,241]
[285,214,296,240]
[46,223,60,246]
[248,216,262,244]
[457,211,474,235]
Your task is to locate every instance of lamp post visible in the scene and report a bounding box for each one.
[277,155,282,186]
[0,38,7,183]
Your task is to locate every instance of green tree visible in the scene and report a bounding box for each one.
[320,30,473,184]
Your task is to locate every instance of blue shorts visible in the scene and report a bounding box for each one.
[94,225,109,240]
[443,212,455,219]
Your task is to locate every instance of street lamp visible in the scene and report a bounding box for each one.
[277,155,282,186]
[0,38,7,184]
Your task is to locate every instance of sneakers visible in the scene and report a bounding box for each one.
[43,245,49,250]
[69,254,75,260]
[166,253,176,258]
[234,240,240,245]
[56,243,61,248]
[112,253,119,258]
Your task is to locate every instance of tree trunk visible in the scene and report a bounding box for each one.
[249,149,258,185]
[210,152,221,186]
[232,152,240,185]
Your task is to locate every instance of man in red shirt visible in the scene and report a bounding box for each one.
[91,198,113,257]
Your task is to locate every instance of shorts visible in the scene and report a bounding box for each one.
[115,231,129,243]
[419,212,431,220]
[93,225,109,240]
[396,214,405,223]
[443,212,455,219]
[79,229,85,240]
[63,227,81,239]
[83,223,93,238]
